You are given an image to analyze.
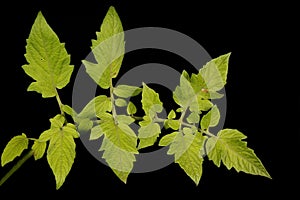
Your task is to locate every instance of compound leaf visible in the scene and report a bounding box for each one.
[207,129,271,179]
[22,12,73,98]
[1,133,29,166]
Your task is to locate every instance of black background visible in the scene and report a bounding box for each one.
[0,0,298,198]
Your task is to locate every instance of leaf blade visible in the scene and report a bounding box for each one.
[100,137,136,183]
[22,12,73,97]
[1,133,29,166]
[32,141,47,160]
[207,129,271,179]
[84,6,125,88]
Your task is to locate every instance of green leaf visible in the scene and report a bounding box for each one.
[139,116,152,126]
[182,70,190,81]
[116,115,135,125]
[196,99,213,112]
[159,132,178,146]
[77,118,93,132]
[166,119,180,130]
[100,137,136,183]
[41,115,79,189]
[207,129,271,179]
[198,53,231,92]
[173,73,197,109]
[62,104,77,117]
[138,122,161,149]
[22,12,73,98]
[183,127,193,135]
[115,98,127,107]
[176,108,184,112]
[32,141,47,160]
[141,83,163,117]
[200,105,220,130]
[114,85,142,98]
[167,110,176,119]
[100,114,138,153]
[127,101,137,115]
[83,6,125,89]
[90,125,103,140]
[187,112,200,123]
[1,133,29,166]
[78,95,112,119]
[167,132,205,185]
[47,130,77,189]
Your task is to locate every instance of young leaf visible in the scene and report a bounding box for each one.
[89,125,103,140]
[83,6,125,89]
[141,83,163,117]
[200,105,220,130]
[1,133,29,166]
[167,132,205,185]
[207,129,271,179]
[167,110,176,119]
[32,141,47,160]
[22,12,73,98]
[115,98,127,107]
[114,85,142,98]
[100,137,136,183]
[127,101,137,115]
[138,122,161,149]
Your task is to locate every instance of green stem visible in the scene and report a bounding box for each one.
[154,116,166,123]
[55,89,64,115]
[200,129,217,138]
[110,87,118,123]
[0,150,34,186]
[178,108,187,132]
[181,121,195,128]
[130,115,144,121]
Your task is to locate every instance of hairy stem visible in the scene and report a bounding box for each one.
[0,150,34,186]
